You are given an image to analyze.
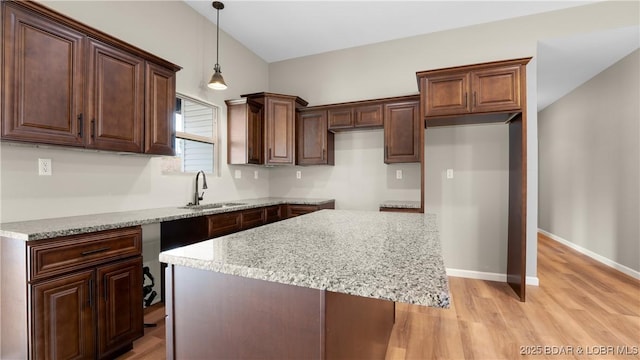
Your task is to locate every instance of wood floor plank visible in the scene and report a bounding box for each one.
[118,233,640,360]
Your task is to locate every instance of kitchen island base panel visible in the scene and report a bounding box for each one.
[166,265,395,360]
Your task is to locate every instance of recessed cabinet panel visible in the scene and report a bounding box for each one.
[1,4,84,146]
[297,111,334,165]
[354,104,383,128]
[471,65,521,113]
[327,108,353,130]
[97,257,143,359]
[87,38,144,153]
[423,73,470,117]
[32,270,95,360]
[266,97,295,164]
[384,101,420,163]
[145,62,176,155]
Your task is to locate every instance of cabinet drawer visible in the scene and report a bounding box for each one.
[29,227,142,282]
[287,205,319,218]
[208,212,242,238]
[241,208,266,230]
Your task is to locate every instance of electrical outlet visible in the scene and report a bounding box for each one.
[234,170,241,179]
[254,170,259,179]
[38,158,52,176]
[446,169,454,179]
[396,170,403,179]
[296,171,302,179]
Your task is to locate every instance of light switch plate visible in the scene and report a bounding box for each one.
[396,170,402,179]
[234,170,241,179]
[254,170,259,179]
[38,158,52,176]
[446,169,454,179]
[296,171,302,179]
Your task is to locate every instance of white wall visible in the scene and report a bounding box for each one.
[539,50,640,273]
[269,130,421,209]
[0,0,270,223]
[268,1,639,279]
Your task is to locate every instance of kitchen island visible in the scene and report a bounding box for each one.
[160,210,449,359]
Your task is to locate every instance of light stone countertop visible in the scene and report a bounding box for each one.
[0,197,334,241]
[160,210,450,308]
[380,200,421,209]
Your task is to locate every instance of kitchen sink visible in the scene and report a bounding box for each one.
[179,202,247,210]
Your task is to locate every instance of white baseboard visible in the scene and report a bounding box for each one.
[446,268,539,286]
[538,229,640,280]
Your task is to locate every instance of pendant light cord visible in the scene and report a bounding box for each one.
[215,5,220,67]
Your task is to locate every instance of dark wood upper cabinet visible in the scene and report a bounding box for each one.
[145,62,176,155]
[418,59,525,119]
[354,104,383,128]
[296,110,334,166]
[226,98,264,165]
[227,93,308,166]
[265,96,295,164]
[86,38,144,153]
[1,3,85,147]
[0,1,180,154]
[327,104,383,131]
[328,108,353,129]
[384,101,420,163]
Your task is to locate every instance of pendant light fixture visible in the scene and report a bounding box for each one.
[208,1,227,90]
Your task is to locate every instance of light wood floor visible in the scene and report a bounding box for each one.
[119,233,640,359]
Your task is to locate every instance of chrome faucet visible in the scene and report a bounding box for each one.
[192,170,208,206]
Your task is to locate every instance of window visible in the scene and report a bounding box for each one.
[172,94,219,174]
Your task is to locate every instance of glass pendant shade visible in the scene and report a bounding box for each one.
[208,64,227,90]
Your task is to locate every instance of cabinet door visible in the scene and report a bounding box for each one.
[2,4,85,147]
[297,111,333,165]
[265,205,283,223]
[354,104,383,128]
[145,62,176,155]
[471,65,521,113]
[247,101,264,164]
[327,108,353,130]
[422,73,470,117]
[96,257,143,359]
[32,270,95,360]
[265,97,295,164]
[384,101,420,163]
[87,38,144,152]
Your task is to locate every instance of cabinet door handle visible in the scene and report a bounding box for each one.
[88,278,93,308]
[385,145,388,159]
[269,148,272,160]
[104,277,108,301]
[81,247,110,256]
[464,92,468,107]
[473,92,477,107]
[77,114,83,137]
[91,119,96,138]
[322,148,326,160]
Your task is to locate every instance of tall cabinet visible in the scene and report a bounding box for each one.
[417,58,530,302]
[226,92,308,166]
[1,0,180,155]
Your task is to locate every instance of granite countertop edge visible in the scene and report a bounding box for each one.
[0,197,335,241]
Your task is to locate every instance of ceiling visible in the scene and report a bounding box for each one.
[185,1,639,109]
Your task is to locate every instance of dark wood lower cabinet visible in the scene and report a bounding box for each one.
[166,265,394,359]
[0,227,143,360]
[32,270,95,360]
[97,257,143,359]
